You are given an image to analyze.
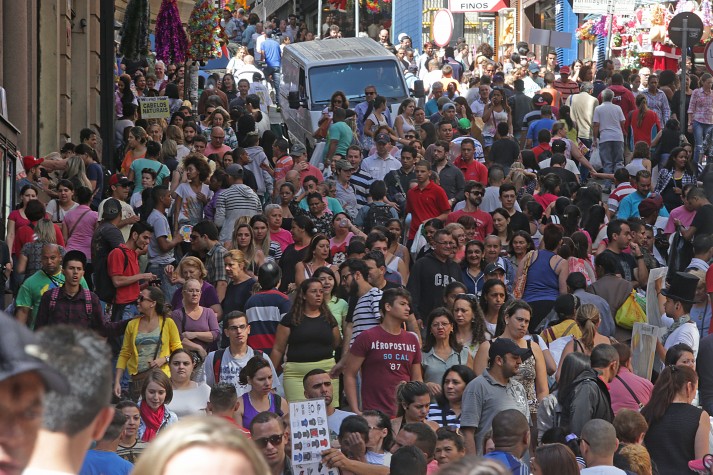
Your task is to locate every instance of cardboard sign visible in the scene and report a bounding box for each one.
[289,399,338,475]
[138,96,171,119]
[631,322,659,380]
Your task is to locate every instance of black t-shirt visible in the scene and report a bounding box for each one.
[601,249,637,282]
[278,244,307,292]
[280,313,336,362]
[692,204,713,237]
[539,167,578,192]
[488,137,520,168]
[509,210,530,234]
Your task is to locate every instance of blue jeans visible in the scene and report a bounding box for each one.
[264,66,281,103]
[598,140,624,190]
[579,138,593,183]
[693,120,713,167]
[147,263,177,305]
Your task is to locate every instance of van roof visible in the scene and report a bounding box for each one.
[284,37,397,63]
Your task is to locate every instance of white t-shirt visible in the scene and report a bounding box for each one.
[592,102,625,143]
[166,383,211,418]
[538,157,580,176]
[664,320,700,358]
[203,347,281,396]
[580,466,627,474]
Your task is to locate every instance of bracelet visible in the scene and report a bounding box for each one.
[165,356,170,363]
[635,254,644,260]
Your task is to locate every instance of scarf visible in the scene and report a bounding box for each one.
[663,314,691,344]
[140,402,165,442]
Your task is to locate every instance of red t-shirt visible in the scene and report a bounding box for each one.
[406,181,451,240]
[274,154,294,182]
[107,244,140,304]
[299,164,324,185]
[16,222,65,256]
[447,209,494,242]
[533,143,552,161]
[626,109,661,146]
[350,325,422,417]
[453,156,488,185]
[534,192,558,210]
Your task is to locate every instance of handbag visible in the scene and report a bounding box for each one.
[513,251,535,299]
[589,146,602,171]
[129,317,166,401]
[615,290,647,329]
[313,117,331,140]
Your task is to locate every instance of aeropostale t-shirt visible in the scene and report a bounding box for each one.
[350,325,421,417]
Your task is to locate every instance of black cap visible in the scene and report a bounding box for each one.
[489,338,533,361]
[0,312,69,394]
[102,198,122,221]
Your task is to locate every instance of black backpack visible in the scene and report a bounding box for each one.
[364,203,393,233]
[93,245,128,304]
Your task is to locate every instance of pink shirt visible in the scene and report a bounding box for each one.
[664,205,696,234]
[63,205,99,259]
[609,367,654,414]
[271,227,294,251]
[204,143,232,158]
[688,87,713,125]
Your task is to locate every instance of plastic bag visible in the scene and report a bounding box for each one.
[615,290,647,329]
[589,146,602,171]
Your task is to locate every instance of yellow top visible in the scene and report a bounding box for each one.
[117,316,183,376]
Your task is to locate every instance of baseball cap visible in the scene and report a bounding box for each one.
[532,94,548,106]
[484,262,506,275]
[225,164,244,178]
[375,133,391,144]
[102,198,122,221]
[398,33,410,42]
[442,103,456,112]
[336,159,355,171]
[0,312,69,394]
[493,72,505,82]
[638,194,663,219]
[528,62,541,73]
[23,155,44,171]
[457,118,472,131]
[551,139,567,153]
[290,143,307,157]
[108,174,134,188]
[489,338,533,361]
[559,66,571,75]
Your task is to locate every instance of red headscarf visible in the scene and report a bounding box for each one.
[140,401,165,442]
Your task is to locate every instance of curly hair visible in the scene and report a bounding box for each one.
[182,154,212,182]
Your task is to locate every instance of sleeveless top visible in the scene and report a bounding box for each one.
[644,402,702,475]
[511,339,538,414]
[398,114,415,133]
[385,255,402,275]
[522,250,562,302]
[242,392,280,429]
[483,108,509,137]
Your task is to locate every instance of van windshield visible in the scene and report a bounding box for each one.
[309,60,407,105]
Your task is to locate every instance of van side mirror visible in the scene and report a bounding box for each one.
[413,80,425,98]
[288,91,301,109]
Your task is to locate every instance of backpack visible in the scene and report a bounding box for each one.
[93,246,129,303]
[48,287,93,316]
[213,348,263,385]
[364,203,393,233]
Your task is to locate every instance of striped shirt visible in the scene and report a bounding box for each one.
[350,166,374,207]
[348,287,383,345]
[428,403,461,428]
[214,184,262,242]
[244,290,292,354]
[607,182,636,213]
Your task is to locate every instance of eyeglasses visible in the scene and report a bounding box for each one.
[577,437,590,446]
[228,324,249,332]
[254,434,284,448]
[431,322,452,328]
[404,134,416,139]
[137,295,154,303]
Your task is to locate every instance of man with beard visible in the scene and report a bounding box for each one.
[447,181,493,242]
[461,336,531,455]
[406,161,451,243]
[303,369,354,441]
[407,229,462,321]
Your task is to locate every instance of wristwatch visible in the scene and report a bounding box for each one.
[165,356,170,363]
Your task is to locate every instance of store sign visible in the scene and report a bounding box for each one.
[572,0,609,14]
[432,9,454,47]
[138,96,171,119]
[613,0,636,15]
[449,0,508,13]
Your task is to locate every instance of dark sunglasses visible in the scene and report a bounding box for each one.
[254,434,284,448]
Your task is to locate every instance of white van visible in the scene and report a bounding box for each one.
[279,37,419,151]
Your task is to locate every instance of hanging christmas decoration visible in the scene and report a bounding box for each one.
[155,0,188,64]
[576,19,597,42]
[187,0,225,62]
[119,0,150,61]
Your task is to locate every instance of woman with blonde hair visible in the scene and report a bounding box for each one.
[16,218,64,278]
[63,156,92,191]
[131,416,269,475]
[250,214,282,261]
[165,124,190,161]
[222,249,256,316]
[169,257,221,316]
[556,303,612,379]
[203,106,238,148]
[121,125,149,174]
[618,444,653,475]
[231,221,265,275]
[170,277,220,363]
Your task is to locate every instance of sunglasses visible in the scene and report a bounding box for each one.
[137,295,154,303]
[254,434,284,448]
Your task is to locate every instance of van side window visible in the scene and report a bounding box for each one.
[299,68,306,99]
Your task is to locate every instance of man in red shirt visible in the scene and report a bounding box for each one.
[532,129,553,161]
[344,288,422,417]
[454,138,488,185]
[290,143,324,185]
[204,127,232,157]
[406,160,451,241]
[553,66,580,103]
[599,73,636,120]
[447,181,494,242]
[107,221,156,322]
[207,382,252,437]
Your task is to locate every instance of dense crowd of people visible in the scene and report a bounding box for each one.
[8,5,713,475]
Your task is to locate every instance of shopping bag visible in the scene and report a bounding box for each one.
[615,290,647,329]
[589,146,602,171]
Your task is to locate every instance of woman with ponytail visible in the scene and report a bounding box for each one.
[626,95,661,149]
[642,365,710,474]
[556,304,611,379]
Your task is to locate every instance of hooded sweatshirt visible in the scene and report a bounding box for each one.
[560,368,613,435]
[599,85,636,120]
